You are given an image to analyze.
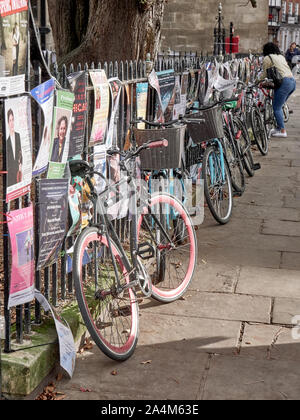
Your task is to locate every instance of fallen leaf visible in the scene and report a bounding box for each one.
[111,370,118,376]
[80,387,92,393]
[140,360,152,365]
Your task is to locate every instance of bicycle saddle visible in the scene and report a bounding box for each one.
[69,160,91,177]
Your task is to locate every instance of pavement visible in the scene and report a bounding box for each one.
[36,85,300,401]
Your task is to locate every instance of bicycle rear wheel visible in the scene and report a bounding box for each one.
[252,105,269,156]
[223,127,245,194]
[73,226,139,361]
[138,192,197,303]
[233,117,255,177]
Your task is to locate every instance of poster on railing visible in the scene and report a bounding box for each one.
[148,69,164,122]
[89,70,110,145]
[156,69,176,122]
[0,0,28,86]
[7,205,34,309]
[136,82,148,129]
[36,178,69,270]
[67,183,81,237]
[123,83,132,151]
[47,90,75,179]
[31,78,55,176]
[94,144,107,195]
[67,71,87,157]
[35,289,76,378]
[106,78,123,148]
[5,95,32,202]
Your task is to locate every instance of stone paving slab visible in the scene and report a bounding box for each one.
[272,297,300,326]
[262,220,300,237]
[236,266,300,299]
[281,252,300,271]
[138,312,241,356]
[201,354,300,400]
[199,243,281,269]
[188,262,239,293]
[56,346,210,401]
[233,204,300,222]
[140,291,272,324]
[239,324,300,362]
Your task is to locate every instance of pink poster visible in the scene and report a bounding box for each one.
[7,205,35,309]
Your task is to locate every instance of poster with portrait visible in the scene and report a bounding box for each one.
[0,0,28,95]
[7,205,34,309]
[31,78,55,176]
[106,78,123,148]
[136,82,148,129]
[36,178,69,270]
[47,90,75,179]
[67,71,87,157]
[5,95,32,202]
[89,70,110,145]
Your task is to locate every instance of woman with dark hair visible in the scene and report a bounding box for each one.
[259,42,296,138]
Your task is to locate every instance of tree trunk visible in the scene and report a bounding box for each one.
[47,0,166,66]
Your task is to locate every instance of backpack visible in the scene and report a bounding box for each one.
[266,55,283,89]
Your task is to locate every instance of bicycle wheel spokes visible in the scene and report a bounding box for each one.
[73,228,139,361]
[138,193,197,303]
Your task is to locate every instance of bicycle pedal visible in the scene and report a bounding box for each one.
[137,242,155,260]
[233,191,243,198]
[253,163,261,171]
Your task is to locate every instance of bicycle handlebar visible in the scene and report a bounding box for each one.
[131,118,179,128]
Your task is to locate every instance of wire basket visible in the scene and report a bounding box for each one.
[186,105,224,143]
[185,144,204,167]
[133,125,186,170]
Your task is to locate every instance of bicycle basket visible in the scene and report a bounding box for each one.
[186,105,224,143]
[185,144,204,167]
[133,125,186,170]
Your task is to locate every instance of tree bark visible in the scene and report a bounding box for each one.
[47,0,166,66]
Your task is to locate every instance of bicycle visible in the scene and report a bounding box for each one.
[70,128,197,361]
[184,105,233,225]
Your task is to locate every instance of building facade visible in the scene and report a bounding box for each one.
[276,0,300,51]
[161,0,269,55]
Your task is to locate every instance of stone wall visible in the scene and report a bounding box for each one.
[161,0,269,55]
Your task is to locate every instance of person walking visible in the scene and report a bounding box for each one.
[259,42,296,138]
[285,42,300,70]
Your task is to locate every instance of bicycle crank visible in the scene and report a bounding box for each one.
[137,257,152,299]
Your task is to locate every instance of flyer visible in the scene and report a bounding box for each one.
[148,69,164,122]
[35,289,76,378]
[36,178,69,270]
[0,74,25,96]
[123,83,132,151]
[89,70,110,145]
[31,78,55,176]
[94,144,107,195]
[67,72,87,158]
[47,90,75,179]
[106,78,123,148]
[136,82,148,129]
[7,205,34,309]
[5,95,32,202]
[156,69,176,122]
[0,0,28,81]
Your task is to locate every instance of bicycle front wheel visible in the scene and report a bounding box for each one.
[203,145,233,225]
[73,226,139,361]
[138,192,197,303]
